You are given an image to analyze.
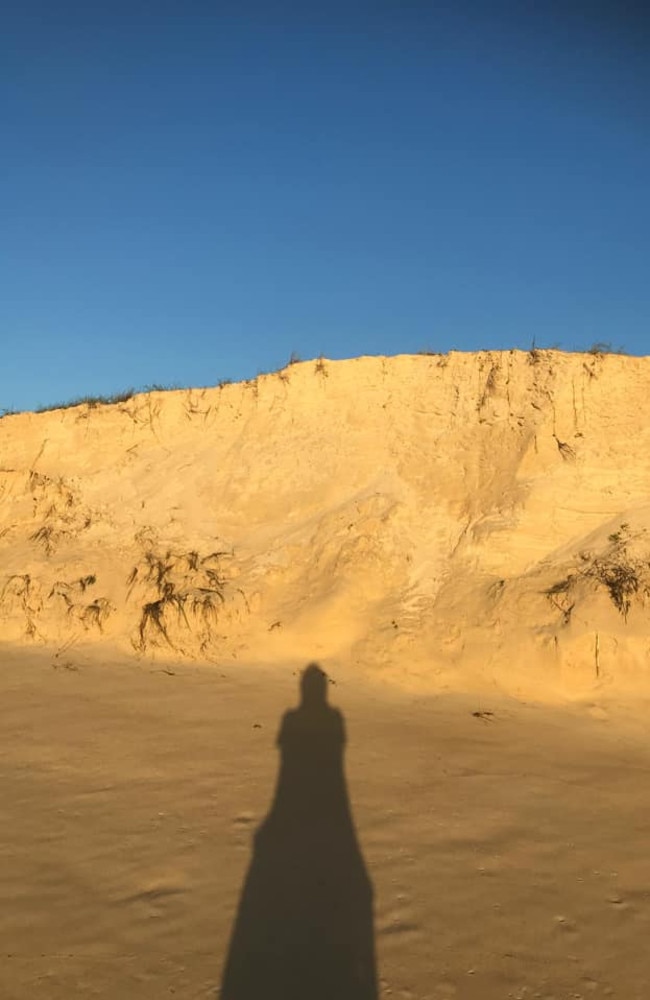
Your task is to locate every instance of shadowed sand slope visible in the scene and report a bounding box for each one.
[1,350,650,696]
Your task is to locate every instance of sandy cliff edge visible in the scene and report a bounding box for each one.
[1,350,649,699]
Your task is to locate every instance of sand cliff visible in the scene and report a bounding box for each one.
[2,350,649,697]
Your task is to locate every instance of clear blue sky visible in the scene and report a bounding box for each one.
[2,1,649,412]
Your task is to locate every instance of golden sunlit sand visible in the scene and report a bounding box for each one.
[2,351,650,997]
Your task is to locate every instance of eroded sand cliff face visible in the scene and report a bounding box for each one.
[1,350,649,697]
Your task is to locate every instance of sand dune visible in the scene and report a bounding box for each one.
[2,350,650,698]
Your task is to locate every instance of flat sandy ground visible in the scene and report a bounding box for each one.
[2,649,650,999]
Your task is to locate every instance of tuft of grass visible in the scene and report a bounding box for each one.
[591,560,639,619]
[139,598,172,648]
[543,575,576,624]
[1,573,40,638]
[191,589,223,621]
[80,598,113,632]
[36,389,136,413]
[554,435,576,461]
[478,363,498,408]
[528,340,564,364]
[34,383,182,415]
[1,573,32,602]
[586,341,627,356]
[143,383,180,393]
[30,524,57,555]
[544,576,575,597]
[49,575,97,604]
[144,550,173,591]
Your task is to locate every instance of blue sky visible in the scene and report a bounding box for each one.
[2,1,649,412]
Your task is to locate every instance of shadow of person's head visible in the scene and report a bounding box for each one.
[300,662,329,708]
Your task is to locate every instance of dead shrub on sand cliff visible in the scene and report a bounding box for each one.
[127,539,232,653]
[544,524,650,624]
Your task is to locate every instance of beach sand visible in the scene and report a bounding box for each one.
[2,647,650,999]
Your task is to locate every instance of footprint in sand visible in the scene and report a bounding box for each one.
[233,812,256,826]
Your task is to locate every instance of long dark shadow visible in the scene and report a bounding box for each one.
[221,662,378,999]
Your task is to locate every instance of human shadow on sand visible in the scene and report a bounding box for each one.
[220,663,378,1000]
